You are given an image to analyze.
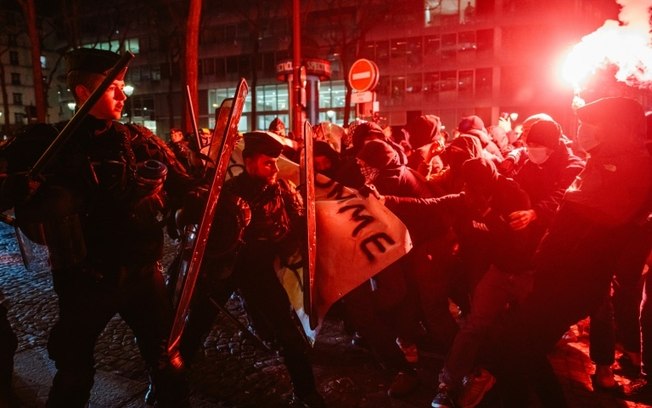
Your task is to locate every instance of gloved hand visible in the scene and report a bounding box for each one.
[130,160,167,226]
[359,184,381,200]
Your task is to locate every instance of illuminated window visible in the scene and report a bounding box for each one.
[476,67,492,95]
[407,37,423,65]
[391,76,406,99]
[424,72,440,96]
[459,70,474,94]
[391,38,408,62]
[441,71,457,91]
[406,74,423,94]
[424,0,477,25]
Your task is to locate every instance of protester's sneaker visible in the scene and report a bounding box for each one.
[626,378,652,403]
[456,368,496,408]
[291,390,326,408]
[387,370,419,398]
[431,388,456,408]
[144,381,156,406]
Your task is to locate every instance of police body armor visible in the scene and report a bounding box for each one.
[6,119,170,271]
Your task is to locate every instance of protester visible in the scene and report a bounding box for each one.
[312,122,344,179]
[341,139,435,398]
[268,117,287,138]
[381,157,533,408]
[168,128,202,177]
[622,111,652,402]
[493,97,652,407]
[498,113,555,176]
[428,134,483,195]
[457,115,503,164]
[0,48,194,407]
[403,114,445,178]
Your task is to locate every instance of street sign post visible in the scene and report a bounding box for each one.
[348,59,379,119]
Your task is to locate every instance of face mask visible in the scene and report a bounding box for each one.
[526,146,553,164]
[577,123,601,152]
[356,158,379,184]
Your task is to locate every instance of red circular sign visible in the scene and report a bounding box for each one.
[348,59,379,92]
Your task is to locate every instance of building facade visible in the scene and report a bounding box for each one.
[0,8,70,137]
[1,0,624,140]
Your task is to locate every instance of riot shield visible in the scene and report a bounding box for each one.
[300,121,318,329]
[168,78,249,357]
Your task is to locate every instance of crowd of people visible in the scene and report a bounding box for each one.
[0,47,651,408]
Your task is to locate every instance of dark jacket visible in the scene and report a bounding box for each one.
[385,174,533,274]
[223,171,304,258]
[515,142,585,228]
[3,116,194,269]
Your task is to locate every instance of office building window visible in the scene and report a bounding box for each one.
[11,73,20,85]
[476,67,492,95]
[376,40,390,65]
[13,93,22,105]
[458,31,477,53]
[424,72,440,96]
[459,69,474,94]
[441,71,457,91]
[151,65,161,82]
[442,33,457,61]
[477,29,494,53]
[407,37,423,65]
[391,38,408,63]
[406,74,422,94]
[9,51,18,65]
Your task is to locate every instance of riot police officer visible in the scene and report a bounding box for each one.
[177,131,326,407]
[0,290,17,407]
[0,48,193,407]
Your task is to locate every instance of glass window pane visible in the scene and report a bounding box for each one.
[277,85,289,110]
[442,33,456,60]
[391,38,407,62]
[441,70,457,91]
[406,74,422,94]
[424,72,440,95]
[476,67,492,95]
[407,37,423,65]
[459,69,474,93]
[391,75,406,99]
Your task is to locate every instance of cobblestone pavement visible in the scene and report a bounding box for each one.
[1,221,652,407]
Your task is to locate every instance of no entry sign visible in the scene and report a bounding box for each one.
[348,58,379,92]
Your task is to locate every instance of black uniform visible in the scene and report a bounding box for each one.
[1,117,193,407]
[178,133,323,406]
[0,291,17,405]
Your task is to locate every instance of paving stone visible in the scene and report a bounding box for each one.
[2,222,652,407]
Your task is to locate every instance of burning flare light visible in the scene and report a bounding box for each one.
[562,0,652,93]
